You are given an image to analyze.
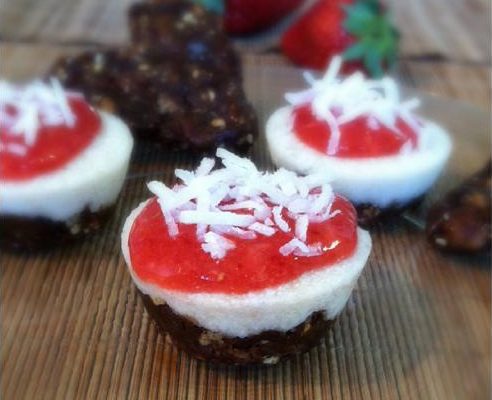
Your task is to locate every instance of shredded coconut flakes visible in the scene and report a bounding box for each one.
[0,79,77,155]
[285,56,421,155]
[147,149,342,260]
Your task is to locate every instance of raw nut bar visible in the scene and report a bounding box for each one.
[50,2,257,154]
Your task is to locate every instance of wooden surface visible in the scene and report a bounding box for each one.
[1,0,490,64]
[1,1,491,399]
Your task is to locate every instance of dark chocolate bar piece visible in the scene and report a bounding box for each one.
[139,292,334,365]
[426,161,491,253]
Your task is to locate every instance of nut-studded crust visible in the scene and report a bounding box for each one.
[139,291,334,365]
[426,160,491,253]
[49,2,257,154]
[0,206,114,252]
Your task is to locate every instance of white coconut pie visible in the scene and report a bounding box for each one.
[121,149,371,364]
[0,79,134,250]
[266,57,452,225]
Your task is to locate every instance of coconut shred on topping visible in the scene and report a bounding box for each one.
[0,79,77,155]
[285,56,421,155]
[147,149,341,260]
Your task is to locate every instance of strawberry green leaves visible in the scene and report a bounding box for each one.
[342,0,399,78]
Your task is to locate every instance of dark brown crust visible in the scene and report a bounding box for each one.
[0,206,114,252]
[49,2,258,155]
[356,196,424,228]
[139,291,334,365]
[426,160,491,253]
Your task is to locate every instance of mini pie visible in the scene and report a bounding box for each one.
[121,149,371,364]
[0,79,134,250]
[266,57,452,224]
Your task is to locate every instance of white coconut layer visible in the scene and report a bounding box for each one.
[0,112,134,221]
[121,200,372,338]
[266,106,452,208]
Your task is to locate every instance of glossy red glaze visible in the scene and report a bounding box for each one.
[292,104,418,157]
[0,97,101,180]
[128,196,358,294]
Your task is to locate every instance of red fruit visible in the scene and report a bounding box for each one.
[281,0,399,77]
[224,0,304,35]
[282,0,355,70]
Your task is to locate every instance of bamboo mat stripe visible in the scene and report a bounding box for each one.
[386,0,491,63]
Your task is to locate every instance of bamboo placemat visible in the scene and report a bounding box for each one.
[1,0,491,63]
[1,50,491,399]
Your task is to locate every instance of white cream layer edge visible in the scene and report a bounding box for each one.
[266,106,452,208]
[121,200,372,338]
[0,112,134,221]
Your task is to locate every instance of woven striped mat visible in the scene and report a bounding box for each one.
[1,51,490,399]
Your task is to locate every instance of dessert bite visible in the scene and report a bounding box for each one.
[266,57,452,225]
[0,79,134,251]
[50,2,258,154]
[121,149,371,364]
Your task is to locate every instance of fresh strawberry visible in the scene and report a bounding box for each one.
[194,0,304,35]
[281,0,399,77]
